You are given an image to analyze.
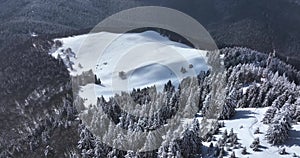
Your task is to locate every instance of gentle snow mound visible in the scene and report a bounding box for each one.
[52,31,210,101]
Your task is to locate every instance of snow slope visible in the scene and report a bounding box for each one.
[52,31,209,102]
[207,108,300,158]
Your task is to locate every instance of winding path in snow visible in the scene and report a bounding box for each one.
[248,108,258,140]
[249,108,279,155]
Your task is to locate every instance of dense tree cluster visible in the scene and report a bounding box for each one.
[222,47,300,84]
[77,46,300,157]
[71,46,300,156]
[0,38,76,157]
[222,47,300,145]
[157,119,203,158]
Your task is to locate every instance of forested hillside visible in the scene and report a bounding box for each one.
[2,43,299,157]
[1,0,300,157]
[1,0,300,68]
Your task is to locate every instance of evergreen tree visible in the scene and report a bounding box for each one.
[94,75,101,85]
[265,112,292,145]
[241,146,247,155]
[292,98,300,122]
[262,106,278,124]
[230,151,236,158]
[250,137,260,151]
[279,148,287,155]
[254,127,260,134]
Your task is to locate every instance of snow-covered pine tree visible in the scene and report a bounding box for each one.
[241,146,247,155]
[250,137,260,151]
[265,111,292,145]
[262,100,280,124]
[292,98,300,122]
[230,151,236,158]
[218,88,236,120]
[178,129,202,158]
[262,87,276,107]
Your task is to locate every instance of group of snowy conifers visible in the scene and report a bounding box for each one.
[72,47,300,157]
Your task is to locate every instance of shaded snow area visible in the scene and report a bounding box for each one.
[200,108,300,158]
[52,31,209,103]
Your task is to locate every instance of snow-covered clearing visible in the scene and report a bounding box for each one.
[52,31,209,105]
[204,108,300,158]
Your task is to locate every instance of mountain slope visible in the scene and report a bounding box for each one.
[1,0,300,69]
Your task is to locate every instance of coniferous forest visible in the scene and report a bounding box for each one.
[1,0,300,157]
[1,41,299,157]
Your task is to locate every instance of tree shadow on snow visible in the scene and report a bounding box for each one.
[258,145,268,150]
[232,110,258,120]
[285,129,300,147]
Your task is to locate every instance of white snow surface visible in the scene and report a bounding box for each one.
[52,31,209,102]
